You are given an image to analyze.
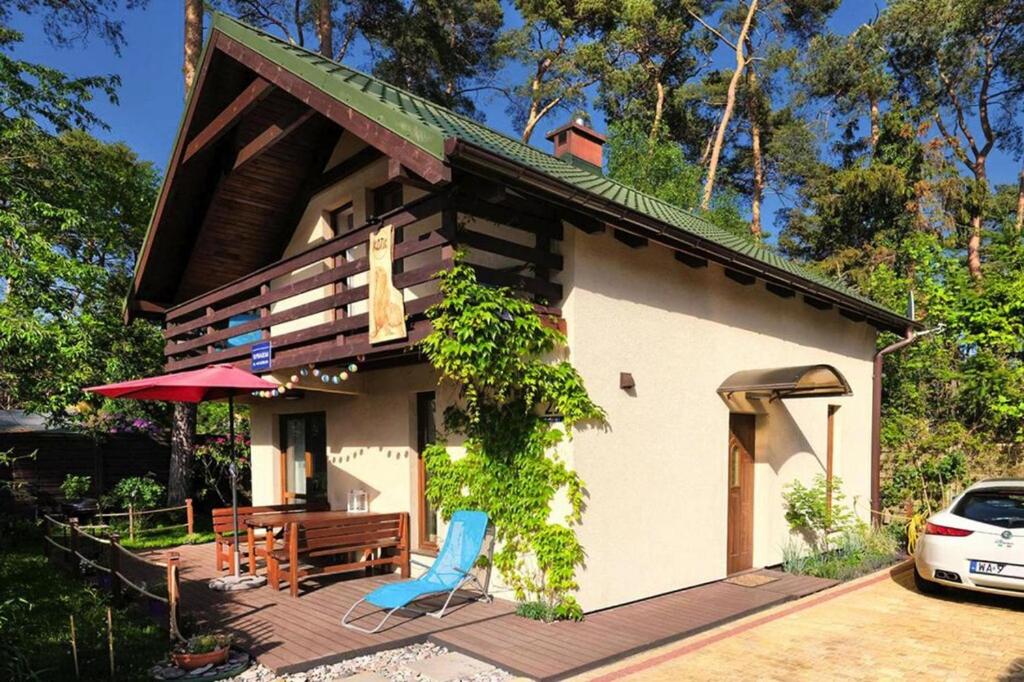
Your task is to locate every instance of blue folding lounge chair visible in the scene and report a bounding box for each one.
[341,510,492,633]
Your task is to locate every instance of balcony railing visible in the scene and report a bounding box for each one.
[162,190,563,372]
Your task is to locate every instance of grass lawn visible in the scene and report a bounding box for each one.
[1,526,170,681]
[120,527,215,551]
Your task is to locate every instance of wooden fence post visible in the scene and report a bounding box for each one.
[185,498,194,535]
[399,513,410,578]
[109,533,122,604]
[69,518,80,573]
[128,504,135,542]
[166,552,180,643]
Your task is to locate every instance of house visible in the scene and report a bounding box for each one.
[128,14,913,612]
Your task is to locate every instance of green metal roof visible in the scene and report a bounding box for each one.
[211,13,905,321]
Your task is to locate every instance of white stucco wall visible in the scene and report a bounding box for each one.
[559,226,876,612]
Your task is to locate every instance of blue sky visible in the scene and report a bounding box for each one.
[11,1,1021,233]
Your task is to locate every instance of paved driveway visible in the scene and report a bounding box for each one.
[579,563,1024,681]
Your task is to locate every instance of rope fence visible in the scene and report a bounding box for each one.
[88,499,194,541]
[42,514,185,643]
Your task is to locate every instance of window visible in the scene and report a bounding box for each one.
[416,391,439,551]
[953,489,1024,529]
[372,182,403,219]
[330,201,355,234]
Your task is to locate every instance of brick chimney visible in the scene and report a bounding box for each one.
[545,118,606,174]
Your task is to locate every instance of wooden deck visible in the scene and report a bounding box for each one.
[161,542,515,673]
[159,543,835,679]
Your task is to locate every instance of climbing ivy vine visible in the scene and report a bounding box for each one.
[420,262,605,620]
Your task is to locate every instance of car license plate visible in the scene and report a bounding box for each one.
[970,560,1024,579]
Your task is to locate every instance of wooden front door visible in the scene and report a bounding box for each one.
[279,412,327,503]
[727,413,755,574]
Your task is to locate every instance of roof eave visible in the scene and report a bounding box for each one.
[445,137,918,334]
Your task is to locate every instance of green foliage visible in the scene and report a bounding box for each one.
[606,119,749,236]
[781,524,901,581]
[782,475,854,551]
[101,475,165,511]
[179,633,231,655]
[0,541,165,681]
[421,262,604,619]
[59,475,91,501]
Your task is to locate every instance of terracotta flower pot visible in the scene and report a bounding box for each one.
[170,645,229,671]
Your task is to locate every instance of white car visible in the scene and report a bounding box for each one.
[914,479,1024,598]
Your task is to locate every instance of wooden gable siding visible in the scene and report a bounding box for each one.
[130,31,446,313]
[175,89,339,302]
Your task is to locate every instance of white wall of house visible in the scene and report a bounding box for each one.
[559,226,876,612]
[246,153,879,615]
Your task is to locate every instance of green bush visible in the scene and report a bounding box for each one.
[782,524,901,581]
[59,474,91,500]
[100,474,164,511]
[783,474,854,551]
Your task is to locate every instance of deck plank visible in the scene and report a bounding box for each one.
[157,544,835,680]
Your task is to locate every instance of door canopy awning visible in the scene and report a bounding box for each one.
[717,364,852,401]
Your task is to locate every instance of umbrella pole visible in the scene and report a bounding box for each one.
[229,393,241,579]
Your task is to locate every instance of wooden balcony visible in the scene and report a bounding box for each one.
[162,189,564,372]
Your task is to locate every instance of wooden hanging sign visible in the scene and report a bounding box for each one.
[368,223,407,344]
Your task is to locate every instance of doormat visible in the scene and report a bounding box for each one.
[724,573,780,588]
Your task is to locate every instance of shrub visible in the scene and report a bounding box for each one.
[782,524,901,581]
[101,474,164,511]
[59,474,91,500]
[783,474,854,551]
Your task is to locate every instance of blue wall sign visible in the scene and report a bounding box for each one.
[250,341,272,372]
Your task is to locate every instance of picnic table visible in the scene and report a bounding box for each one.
[244,509,379,576]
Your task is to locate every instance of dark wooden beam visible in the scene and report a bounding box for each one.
[133,299,169,315]
[472,264,563,303]
[458,228,563,270]
[613,229,648,248]
[803,294,833,311]
[216,33,451,185]
[387,157,437,191]
[839,309,866,323]
[674,251,708,269]
[766,282,795,298]
[561,211,605,234]
[309,144,383,196]
[233,108,315,171]
[724,268,756,286]
[455,194,563,239]
[182,76,274,163]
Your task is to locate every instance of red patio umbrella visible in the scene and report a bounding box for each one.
[87,364,277,589]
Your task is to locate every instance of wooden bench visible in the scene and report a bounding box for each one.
[212,502,327,572]
[268,512,410,597]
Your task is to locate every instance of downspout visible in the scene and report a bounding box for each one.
[870,324,944,524]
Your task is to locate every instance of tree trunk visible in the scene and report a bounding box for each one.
[701,0,758,211]
[316,0,333,58]
[650,78,666,141]
[168,403,196,505]
[967,159,988,280]
[1015,166,1024,234]
[746,54,763,239]
[869,96,880,154]
[183,0,203,94]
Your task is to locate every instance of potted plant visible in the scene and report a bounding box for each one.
[171,634,232,670]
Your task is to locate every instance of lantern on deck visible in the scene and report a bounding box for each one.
[347,488,368,513]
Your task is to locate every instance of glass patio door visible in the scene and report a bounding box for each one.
[279,413,326,503]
